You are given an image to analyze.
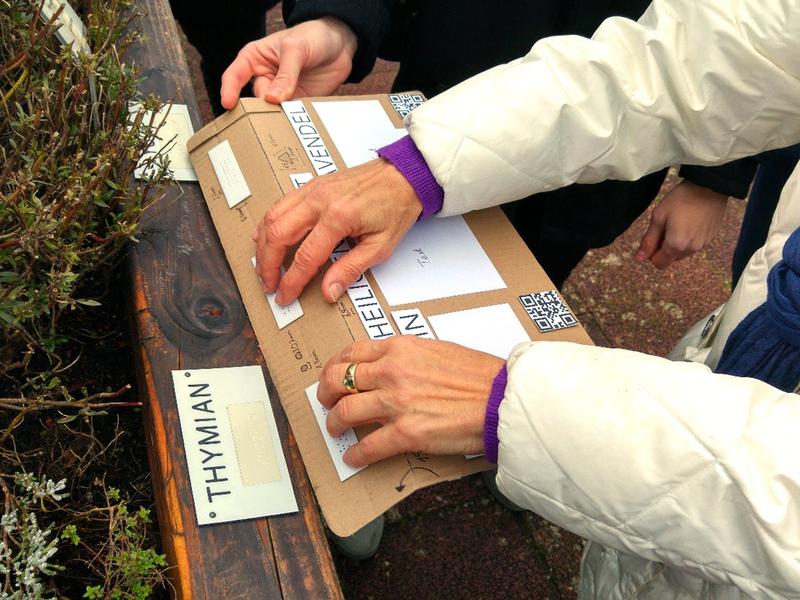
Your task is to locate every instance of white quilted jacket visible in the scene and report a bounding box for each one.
[405,0,800,598]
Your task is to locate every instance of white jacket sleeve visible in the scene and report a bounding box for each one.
[405,0,800,216]
[496,341,800,598]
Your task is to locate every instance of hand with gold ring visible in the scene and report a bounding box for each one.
[316,337,504,468]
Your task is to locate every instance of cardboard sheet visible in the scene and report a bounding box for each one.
[187,95,592,535]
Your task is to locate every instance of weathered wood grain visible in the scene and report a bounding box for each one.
[126,1,343,597]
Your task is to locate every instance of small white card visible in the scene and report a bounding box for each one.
[130,103,197,181]
[370,216,507,306]
[41,0,90,57]
[208,139,251,207]
[391,308,435,339]
[312,100,407,168]
[428,304,531,359]
[251,258,303,329]
[305,382,364,481]
[172,365,297,525]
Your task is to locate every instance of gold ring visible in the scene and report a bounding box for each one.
[342,362,359,394]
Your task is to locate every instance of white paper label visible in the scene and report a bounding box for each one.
[428,304,531,360]
[208,139,252,207]
[130,103,197,182]
[41,0,90,57]
[331,241,395,340]
[251,257,303,329]
[370,216,507,306]
[281,100,338,177]
[312,100,406,168]
[391,308,435,339]
[289,172,314,189]
[172,366,297,525]
[305,382,364,481]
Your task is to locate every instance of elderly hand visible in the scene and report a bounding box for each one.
[634,180,729,269]
[254,158,422,305]
[220,17,357,109]
[317,337,504,467]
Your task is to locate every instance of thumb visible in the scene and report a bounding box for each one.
[322,240,392,303]
[264,40,308,102]
[635,217,665,262]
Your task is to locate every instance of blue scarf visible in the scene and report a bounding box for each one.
[715,228,800,392]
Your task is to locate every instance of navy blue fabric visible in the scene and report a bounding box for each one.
[716,228,800,391]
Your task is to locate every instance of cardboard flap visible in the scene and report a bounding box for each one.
[187,98,282,153]
[188,93,592,536]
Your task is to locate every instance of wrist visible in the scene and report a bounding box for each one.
[319,17,357,60]
[378,135,444,220]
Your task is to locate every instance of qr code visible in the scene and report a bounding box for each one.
[389,93,424,118]
[519,290,578,333]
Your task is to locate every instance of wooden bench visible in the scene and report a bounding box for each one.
[126,1,343,597]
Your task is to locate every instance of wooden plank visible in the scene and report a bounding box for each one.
[125,1,343,598]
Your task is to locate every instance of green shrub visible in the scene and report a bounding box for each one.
[0,0,169,405]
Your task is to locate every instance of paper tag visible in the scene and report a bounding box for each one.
[391,309,435,339]
[41,0,90,57]
[208,139,251,207]
[130,103,197,181]
[251,258,303,329]
[305,382,364,481]
[289,172,314,189]
[281,101,338,177]
[331,241,395,340]
[172,366,297,525]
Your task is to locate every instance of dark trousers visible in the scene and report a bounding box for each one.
[731,144,800,288]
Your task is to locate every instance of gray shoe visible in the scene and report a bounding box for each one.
[329,514,385,560]
[481,469,525,512]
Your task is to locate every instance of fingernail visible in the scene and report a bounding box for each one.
[267,86,284,101]
[329,282,343,302]
[275,290,286,305]
[634,251,645,262]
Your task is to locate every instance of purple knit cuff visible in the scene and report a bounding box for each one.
[377,135,444,220]
[483,364,507,464]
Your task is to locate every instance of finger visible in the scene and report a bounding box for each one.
[634,218,665,262]
[320,239,394,303]
[265,38,308,103]
[326,391,388,437]
[318,360,379,409]
[343,424,408,467]
[276,217,349,305]
[255,200,321,293]
[220,50,264,110]
[649,245,681,269]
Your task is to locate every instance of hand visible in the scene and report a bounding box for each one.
[634,180,729,269]
[317,337,505,467]
[220,17,358,109]
[253,158,422,305]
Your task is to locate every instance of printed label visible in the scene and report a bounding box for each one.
[331,241,395,340]
[391,308,435,339]
[281,100,338,177]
